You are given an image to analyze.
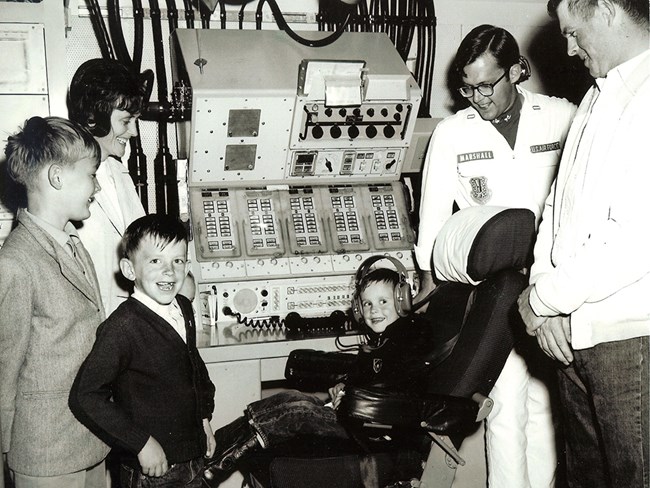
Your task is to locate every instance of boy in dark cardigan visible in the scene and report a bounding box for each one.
[69,214,216,488]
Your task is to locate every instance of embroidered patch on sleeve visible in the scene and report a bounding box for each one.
[530,142,561,153]
[469,176,492,204]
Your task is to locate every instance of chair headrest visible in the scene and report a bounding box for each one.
[433,206,536,285]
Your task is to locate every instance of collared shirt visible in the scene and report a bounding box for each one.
[132,289,187,343]
[75,156,146,315]
[596,47,648,90]
[25,210,80,257]
[530,49,650,349]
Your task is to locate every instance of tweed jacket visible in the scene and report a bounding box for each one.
[0,210,110,476]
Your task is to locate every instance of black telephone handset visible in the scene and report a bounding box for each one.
[284,310,351,335]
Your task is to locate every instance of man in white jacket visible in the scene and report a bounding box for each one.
[414,25,576,488]
[518,0,650,486]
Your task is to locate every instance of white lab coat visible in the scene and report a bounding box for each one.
[76,156,146,315]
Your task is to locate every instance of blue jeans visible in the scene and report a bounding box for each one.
[557,336,649,488]
[120,458,204,488]
[246,390,349,448]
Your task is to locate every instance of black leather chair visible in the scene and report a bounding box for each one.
[246,206,536,488]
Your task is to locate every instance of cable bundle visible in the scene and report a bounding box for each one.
[318,0,437,117]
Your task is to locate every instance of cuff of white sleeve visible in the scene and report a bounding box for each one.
[413,244,432,272]
[528,283,557,317]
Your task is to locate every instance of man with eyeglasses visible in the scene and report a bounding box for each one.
[413,25,576,488]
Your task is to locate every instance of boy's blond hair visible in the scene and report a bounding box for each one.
[4,116,99,190]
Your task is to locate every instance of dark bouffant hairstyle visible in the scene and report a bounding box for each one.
[68,58,146,138]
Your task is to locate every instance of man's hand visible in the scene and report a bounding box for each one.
[535,315,573,366]
[328,382,346,409]
[518,285,547,335]
[203,418,216,458]
[138,436,168,477]
[413,271,437,313]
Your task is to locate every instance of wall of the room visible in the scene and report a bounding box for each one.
[1,0,592,214]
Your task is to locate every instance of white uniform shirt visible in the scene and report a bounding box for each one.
[414,87,576,271]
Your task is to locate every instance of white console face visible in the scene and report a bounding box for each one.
[173,30,421,188]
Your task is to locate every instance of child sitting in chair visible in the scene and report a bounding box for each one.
[203,256,438,485]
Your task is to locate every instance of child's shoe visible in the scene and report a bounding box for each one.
[202,415,261,485]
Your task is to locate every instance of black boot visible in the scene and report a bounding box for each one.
[203,415,261,485]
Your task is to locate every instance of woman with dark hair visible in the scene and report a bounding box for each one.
[413,25,576,488]
[67,58,148,315]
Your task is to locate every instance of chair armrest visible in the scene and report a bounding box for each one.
[338,386,479,436]
[471,393,493,422]
[285,349,356,390]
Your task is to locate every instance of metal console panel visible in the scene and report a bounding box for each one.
[171,29,422,187]
[171,29,421,328]
[196,250,416,327]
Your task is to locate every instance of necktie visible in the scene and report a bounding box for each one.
[65,236,103,313]
[67,236,88,277]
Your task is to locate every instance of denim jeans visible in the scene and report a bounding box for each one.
[246,390,349,448]
[120,457,205,488]
[557,336,649,488]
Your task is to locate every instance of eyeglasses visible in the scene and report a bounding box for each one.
[458,71,508,98]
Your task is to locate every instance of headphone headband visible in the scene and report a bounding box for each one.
[354,255,408,288]
[352,255,412,321]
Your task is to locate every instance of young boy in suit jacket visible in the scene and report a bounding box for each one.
[0,116,110,487]
[69,214,216,488]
